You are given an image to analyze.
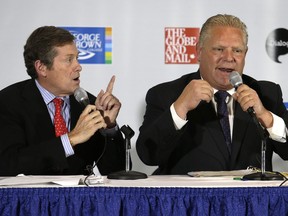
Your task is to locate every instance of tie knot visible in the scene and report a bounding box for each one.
[215,91,229,103]
[53,98,63,107]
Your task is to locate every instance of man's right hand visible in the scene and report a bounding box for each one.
[68,105,107,147]
[174,79,213,119]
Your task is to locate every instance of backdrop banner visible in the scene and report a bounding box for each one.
[1,0,288,174]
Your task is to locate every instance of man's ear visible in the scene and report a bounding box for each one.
[34,60,47,78]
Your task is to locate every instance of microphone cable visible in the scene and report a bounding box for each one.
[278,172,288,187]
[73,87,109,185]
[83,135,107,186]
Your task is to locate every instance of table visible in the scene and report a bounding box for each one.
[0,175,288,216]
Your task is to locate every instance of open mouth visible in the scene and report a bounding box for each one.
[218,68,234,73]
[73,77,80,81]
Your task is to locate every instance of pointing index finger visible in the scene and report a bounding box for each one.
[106,75,115,93]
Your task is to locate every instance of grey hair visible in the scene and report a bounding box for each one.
[198,14,248,48]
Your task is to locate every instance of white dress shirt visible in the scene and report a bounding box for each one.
[170,88,286,143]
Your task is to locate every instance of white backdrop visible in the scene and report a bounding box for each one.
[1,0,288,174]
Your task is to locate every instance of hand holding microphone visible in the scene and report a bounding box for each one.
[229,71,257,116]
[229,71,273,129]
[69,87,107,146]
[74,75,121,125]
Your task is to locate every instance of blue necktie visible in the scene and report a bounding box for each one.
[215,91,232,154]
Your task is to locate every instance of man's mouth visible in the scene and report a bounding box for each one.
[73,77,80,81]
[218,68,234,73]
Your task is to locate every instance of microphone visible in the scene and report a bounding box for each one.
[74,87,106,135]
[229,71,243,90]
[229,71,269,139]
[73,88,147,181]
[74,87,107,185]
[229,71,283,181]
[229,71,255,116]
[74,87,90,107]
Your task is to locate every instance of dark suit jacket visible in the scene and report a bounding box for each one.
[136,71,288,175]
[0,79,126,176]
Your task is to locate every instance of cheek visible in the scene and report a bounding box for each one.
[202,55,217,69]
[236,57,245,65]
[196,50,202,61]
[68,67,77,76]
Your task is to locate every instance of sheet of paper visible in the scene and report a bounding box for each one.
[0,175,84,186]
[187,169,256,177]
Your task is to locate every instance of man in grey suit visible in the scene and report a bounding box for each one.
[136,14,288,175]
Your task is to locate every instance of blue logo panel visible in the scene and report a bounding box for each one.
[61,27,112,64]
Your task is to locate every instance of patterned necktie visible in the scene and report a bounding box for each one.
[53,98,68,137]
[215,91,232,154]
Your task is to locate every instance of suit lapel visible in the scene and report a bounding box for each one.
[21,80,85,135]
[21,80,56,138]
[69,95,83,129]
[190,102,231,165]
[230,102,253,167]
[201,101,254,169]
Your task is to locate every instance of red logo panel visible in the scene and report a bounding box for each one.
[165,27,200,64]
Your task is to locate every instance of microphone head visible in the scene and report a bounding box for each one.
[74,87,90,107]
[229,71,243,89]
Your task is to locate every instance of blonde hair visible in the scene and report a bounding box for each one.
[198,14,248,48]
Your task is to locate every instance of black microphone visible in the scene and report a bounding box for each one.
[74,87,90,107]
[229,71,255,116]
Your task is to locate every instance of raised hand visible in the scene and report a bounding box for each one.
[95,75,121,128]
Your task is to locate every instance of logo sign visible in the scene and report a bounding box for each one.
[62,27,112,64]
[165,27,199,64]
[265,28,288,63]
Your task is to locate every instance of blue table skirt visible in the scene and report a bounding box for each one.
[1,186,288,216]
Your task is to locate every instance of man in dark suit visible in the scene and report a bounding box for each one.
[136,14,288,175]
[0,26,125,176]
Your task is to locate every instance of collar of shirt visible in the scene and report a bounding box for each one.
[212,87,236,116]
[34,79,70,105]
[213,88,235,103]
[213,88,235,98]
[34,79,71,129]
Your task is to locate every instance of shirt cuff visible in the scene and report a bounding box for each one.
[100,124,119,137]
[267,112,286,143]
[170,103,188,130]
[61,134,75,157]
